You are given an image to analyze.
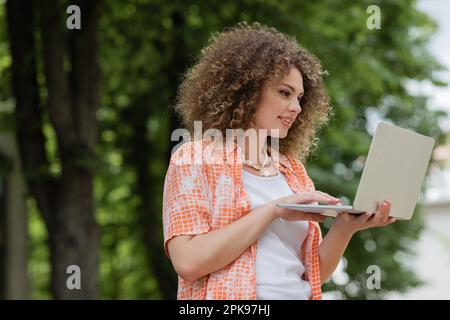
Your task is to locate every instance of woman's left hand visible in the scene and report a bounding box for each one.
[332,201,396,235]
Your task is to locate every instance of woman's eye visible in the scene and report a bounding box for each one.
[281,90,303,103]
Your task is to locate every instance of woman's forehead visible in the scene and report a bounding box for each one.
[266,68,304,90]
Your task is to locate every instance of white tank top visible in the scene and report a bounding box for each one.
[242,169,312,300]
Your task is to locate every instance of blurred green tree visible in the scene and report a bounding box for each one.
[0,0,448,299]
[97,0,447,299]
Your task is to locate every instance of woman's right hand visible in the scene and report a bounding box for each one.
[271,191,341,223]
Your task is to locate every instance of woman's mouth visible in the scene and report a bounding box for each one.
[277,116,294,128]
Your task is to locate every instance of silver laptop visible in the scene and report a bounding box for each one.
[277,122,435,220]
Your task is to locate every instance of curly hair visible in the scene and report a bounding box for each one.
[173,21,333,163]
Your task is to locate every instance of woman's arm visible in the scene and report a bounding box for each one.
[318,223,355,284]
[169,200,276,282]
[168,191,338,282]
[319,201,396,284]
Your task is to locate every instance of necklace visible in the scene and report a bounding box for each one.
[240,148,277,177]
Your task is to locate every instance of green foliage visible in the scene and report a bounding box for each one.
[287,0,448,298]
[96,0,448,300]
[94,147,162,299]
[27,197,51,299]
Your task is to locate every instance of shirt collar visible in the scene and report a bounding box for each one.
[223,140,293,171]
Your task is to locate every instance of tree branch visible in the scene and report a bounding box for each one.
[38,0,78,158]
[69,0,103,153]
[6,0,53,228]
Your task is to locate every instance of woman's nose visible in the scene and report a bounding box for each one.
[289,100,301,114]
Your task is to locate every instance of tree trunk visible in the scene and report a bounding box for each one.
[0,134,31,299]
[49,169,99,299]
[6,0,102,299]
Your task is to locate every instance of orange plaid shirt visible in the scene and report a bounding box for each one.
[162,139,323,300]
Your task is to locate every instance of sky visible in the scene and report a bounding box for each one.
[416,0,450,131]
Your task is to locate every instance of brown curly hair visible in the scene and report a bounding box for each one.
[173,21,333,163]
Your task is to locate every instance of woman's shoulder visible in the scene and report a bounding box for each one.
[285,154,307,171]
[169,139,232,166]
[169,140,203,164]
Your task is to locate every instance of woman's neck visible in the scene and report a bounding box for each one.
[237,129,268,165]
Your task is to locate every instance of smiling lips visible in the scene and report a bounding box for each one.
[278,115,295,128]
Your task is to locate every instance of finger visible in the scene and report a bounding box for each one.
[381,217,396,226]
[383,201,392,223]
[296,193,340,205]
[315,214,327,223]
[311,191,340,202]
[371,202,385,224]
[340,212,356,222]
[315,191,340,201]
[326,198,341,204]
[378,201,391,223]
[303,212,326,222]
[357,212,372,223]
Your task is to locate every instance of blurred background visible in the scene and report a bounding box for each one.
[0,0,449,300]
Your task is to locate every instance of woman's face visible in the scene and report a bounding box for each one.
[252,67,304,139]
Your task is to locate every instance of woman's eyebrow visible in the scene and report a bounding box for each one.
[281,83,304,96]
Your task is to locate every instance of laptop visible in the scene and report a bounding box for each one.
[277,122,435,220]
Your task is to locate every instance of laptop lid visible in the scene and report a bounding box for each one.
[352,122,435,220]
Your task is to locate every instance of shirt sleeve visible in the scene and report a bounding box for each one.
[162,144,212,260]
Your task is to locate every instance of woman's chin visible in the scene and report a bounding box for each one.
[268,128,288,139]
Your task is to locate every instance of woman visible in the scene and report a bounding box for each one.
[162,22,395,300]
